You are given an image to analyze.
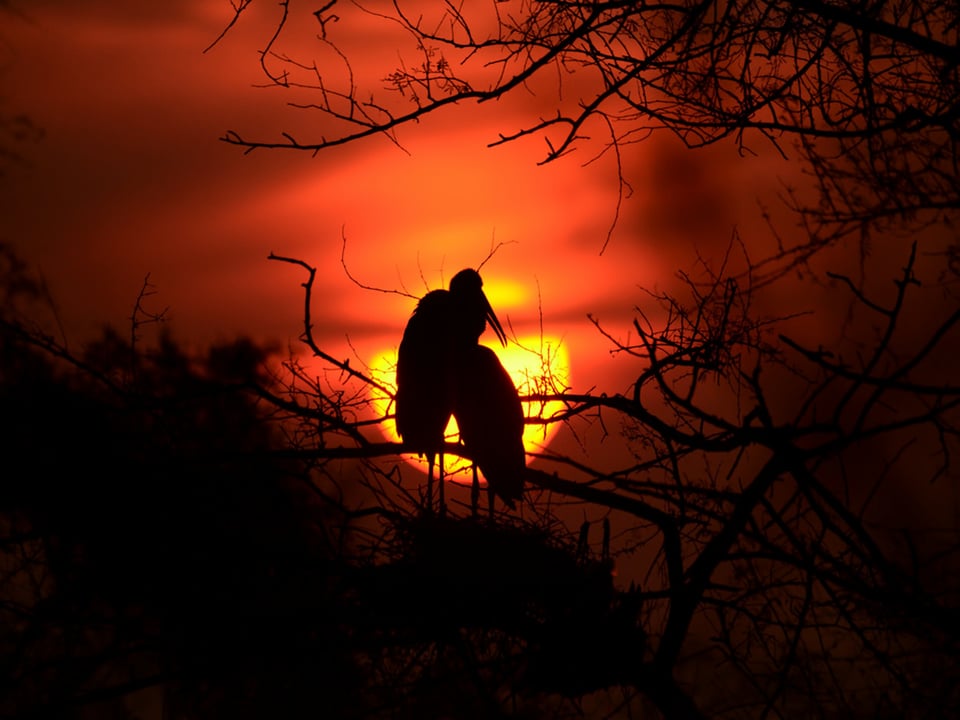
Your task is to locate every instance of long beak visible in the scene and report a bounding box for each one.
[484,295,508,346]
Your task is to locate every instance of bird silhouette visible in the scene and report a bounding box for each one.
[396,268,514,514]
[453,343,526,513]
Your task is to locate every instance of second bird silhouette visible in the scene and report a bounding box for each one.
[396,268,525,515]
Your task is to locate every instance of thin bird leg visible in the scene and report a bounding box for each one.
[470,464,480,518]
[438,450,446,518]
[426,453,435,515]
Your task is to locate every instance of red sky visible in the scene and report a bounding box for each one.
[4,1,953,478]
[1,3,794,325]
[4,1,959,597]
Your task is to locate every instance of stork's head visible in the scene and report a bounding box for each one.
[449,268,508,346]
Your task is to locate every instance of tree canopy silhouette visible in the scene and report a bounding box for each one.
[0,254,358,719]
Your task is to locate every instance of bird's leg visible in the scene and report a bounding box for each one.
[487,484,495,521]
[438,449,446,518]
[426,453,435,515]
[470,464,480,519]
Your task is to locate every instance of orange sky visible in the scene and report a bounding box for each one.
[2,4,797,336]
[4,1,954,481]
[4,1,960,589]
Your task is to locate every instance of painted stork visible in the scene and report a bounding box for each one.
[396,268,518,513]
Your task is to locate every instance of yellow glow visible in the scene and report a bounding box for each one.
[481,280,528,311]
[369,336,570,477]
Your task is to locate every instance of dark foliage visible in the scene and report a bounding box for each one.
[0,254,639,719]
[0,274,358,718]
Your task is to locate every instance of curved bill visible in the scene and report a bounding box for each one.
[484,295,508,346]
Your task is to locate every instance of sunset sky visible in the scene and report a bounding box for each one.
[2,3,790,325]
[3,0,950,472]
[4,3,960,634]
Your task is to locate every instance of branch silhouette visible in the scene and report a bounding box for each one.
[216,0,960,268]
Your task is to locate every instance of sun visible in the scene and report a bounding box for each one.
[368,336,570,475]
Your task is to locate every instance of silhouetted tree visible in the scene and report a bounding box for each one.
[250,245,960,719]
[0,254,360,719]
[3,243,959,717]
[215,0,959,266]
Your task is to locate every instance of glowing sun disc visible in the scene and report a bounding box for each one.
[369,336,570,477]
